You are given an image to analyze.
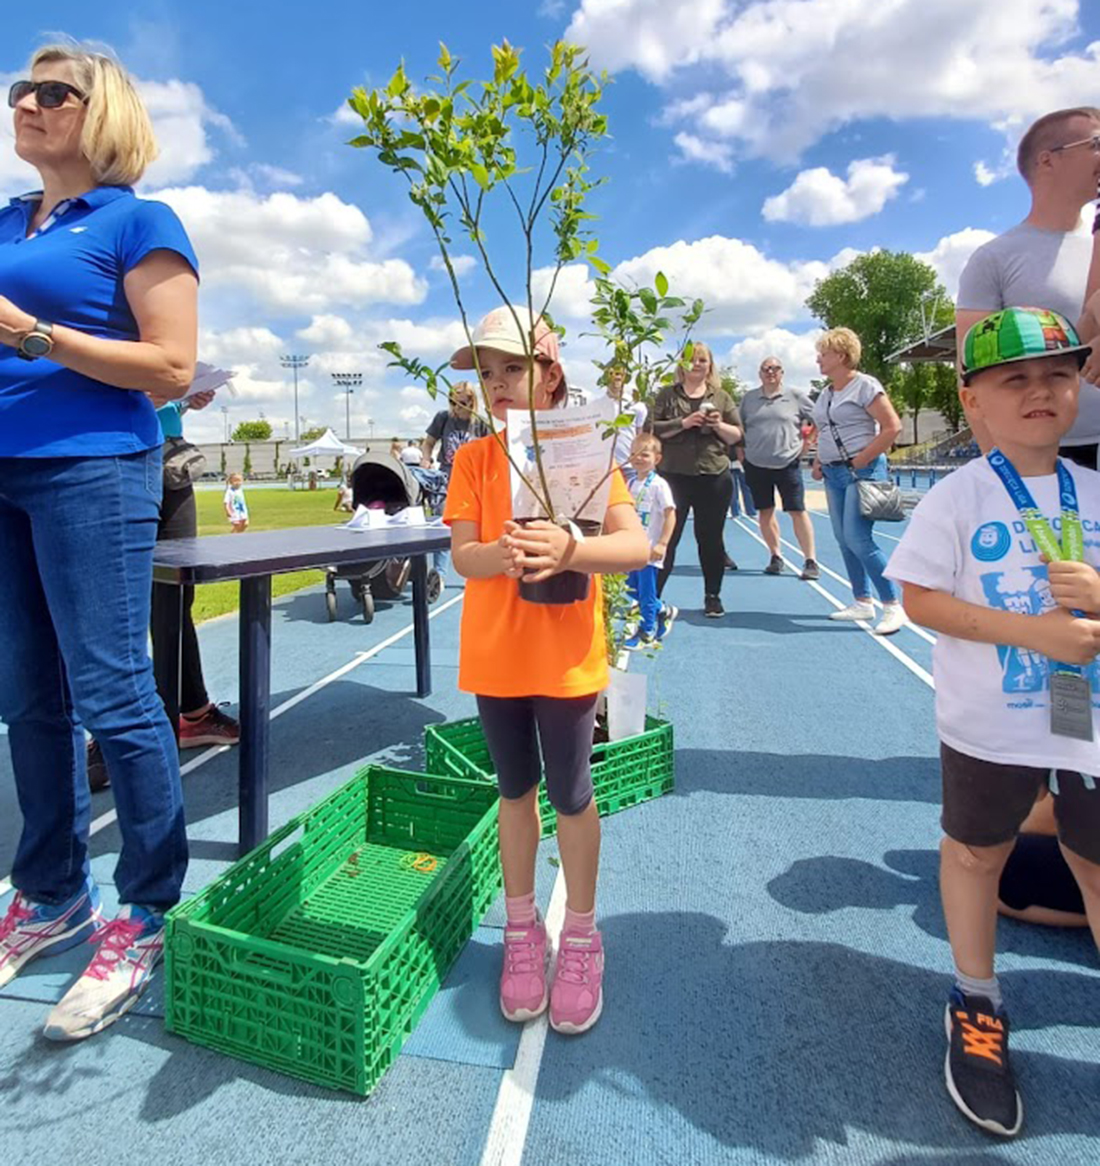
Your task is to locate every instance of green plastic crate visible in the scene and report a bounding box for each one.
[164,767,500,1096]
[423,715,674,838]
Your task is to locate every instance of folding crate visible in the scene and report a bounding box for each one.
[165,767,500,1096]
[423,715,674,838]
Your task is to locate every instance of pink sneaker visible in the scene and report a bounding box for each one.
[549,929,604,1035]
[499,916,549,1022]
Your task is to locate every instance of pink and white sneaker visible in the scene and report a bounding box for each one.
[500,915,550,1023]
[43,904,165,1042]
[0,881,102,988]
[549,929,604,1035]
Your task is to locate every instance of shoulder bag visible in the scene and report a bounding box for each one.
[162,435,208,490]
[824,392,905,522]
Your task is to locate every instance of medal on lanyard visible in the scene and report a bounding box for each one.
[635,470,655,529]
[987,450,1094,741]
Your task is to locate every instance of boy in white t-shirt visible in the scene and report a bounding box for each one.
[886,307,1100,1140]
[624,433,678,649]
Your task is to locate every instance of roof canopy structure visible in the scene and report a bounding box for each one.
[887,324,956,365]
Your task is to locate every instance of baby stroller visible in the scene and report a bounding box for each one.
[325,451,444,623]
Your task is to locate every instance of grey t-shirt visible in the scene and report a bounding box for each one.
[812,373,885,463]
[740,385,814,469]
[957,221,1100,445]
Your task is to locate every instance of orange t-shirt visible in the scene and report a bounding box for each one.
[443,433,633,698]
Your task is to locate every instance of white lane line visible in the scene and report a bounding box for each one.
[479,870,567,1166]
[761,513,937,647]
[0,592,465,898]
[734,518,934,690]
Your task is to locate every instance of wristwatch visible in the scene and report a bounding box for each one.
[16,320,54,361]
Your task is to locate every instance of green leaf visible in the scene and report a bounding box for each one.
[655,271,668,297]
[587,256,612,275]
[639,288,658,315]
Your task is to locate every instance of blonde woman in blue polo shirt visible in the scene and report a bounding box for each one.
[0,43,198,1040]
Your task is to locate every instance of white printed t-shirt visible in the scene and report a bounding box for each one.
[885,457,1100,776]
[630,471,675,568]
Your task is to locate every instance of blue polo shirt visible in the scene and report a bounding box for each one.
[0,185,198,457]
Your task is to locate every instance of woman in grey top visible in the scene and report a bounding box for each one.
[811,328,906,635]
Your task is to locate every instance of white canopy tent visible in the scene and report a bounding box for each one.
[288,428,363,460]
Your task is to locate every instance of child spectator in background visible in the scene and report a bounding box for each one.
[625,433,678,649]
[224,473,248,533]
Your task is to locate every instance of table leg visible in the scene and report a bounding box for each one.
[239,575,272,855]
[411,553,431,698]
[151,582,183,739]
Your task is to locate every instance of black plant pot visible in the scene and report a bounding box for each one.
[516,517,600,606]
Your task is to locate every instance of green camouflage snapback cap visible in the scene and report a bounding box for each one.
[961,306,1091,384]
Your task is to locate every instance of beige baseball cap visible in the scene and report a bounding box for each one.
[450,305,561,369]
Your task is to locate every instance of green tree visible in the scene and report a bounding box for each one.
[242,443,253,478]
[805,250,954,441]
[231,419,272,442]
[273,440,282,475]
[357,39,609,520]
[300,426,327,443]
[719,365,745,403]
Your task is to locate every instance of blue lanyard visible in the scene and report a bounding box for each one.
[635,471,656,525]
[987,449,1085,673]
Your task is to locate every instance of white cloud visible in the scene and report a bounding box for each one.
[568,0,1100,162]
[566,0,727,83]
[673,132,735,174]
[138,78,240,187]
[329,101,363,127]
[533,263,598,321]
[297,315,355,347]
[725,327,824,390]
[429,253,477,277]
[400,404,433,426]
[610,235,852,335]
[974,162,998,186]
[915,227,997,297]
[762,156,909,226]
[154,186,427,314]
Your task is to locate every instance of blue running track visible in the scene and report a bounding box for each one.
[0,505,1097,1165]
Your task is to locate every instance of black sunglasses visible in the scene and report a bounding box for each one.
[8,80,87,110]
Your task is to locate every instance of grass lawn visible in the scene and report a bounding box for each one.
[190,486,344,623]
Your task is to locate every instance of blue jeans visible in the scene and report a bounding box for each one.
[729,466,757,518]
[0,452,187,910]
[627,564,660,637]
[820,456,899,604]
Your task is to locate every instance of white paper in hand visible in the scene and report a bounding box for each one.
[184,362,237,400]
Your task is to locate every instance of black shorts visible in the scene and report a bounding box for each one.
[476,694,598,817]
[940,743,1100,864]
[743,458,805,513]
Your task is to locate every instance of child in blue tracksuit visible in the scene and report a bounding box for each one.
[625,434,678,649]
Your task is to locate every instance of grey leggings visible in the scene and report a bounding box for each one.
[476,694,599,816]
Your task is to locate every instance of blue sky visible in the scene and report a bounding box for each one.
[4,1,1100,442]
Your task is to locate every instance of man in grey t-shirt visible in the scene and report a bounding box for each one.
[957,106,1100,469]
[738,357,819,579]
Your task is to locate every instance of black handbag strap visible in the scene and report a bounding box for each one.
[824,391,854,467]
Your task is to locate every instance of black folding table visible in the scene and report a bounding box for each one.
[152,524,452,856]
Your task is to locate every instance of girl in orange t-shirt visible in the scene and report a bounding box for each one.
[443,306,649,1035]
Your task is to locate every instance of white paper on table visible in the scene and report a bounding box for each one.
[344,504,428,531]
[506,402,617,524]
[184,362,237,400]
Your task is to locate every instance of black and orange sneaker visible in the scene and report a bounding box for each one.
[944,989,1022,1138]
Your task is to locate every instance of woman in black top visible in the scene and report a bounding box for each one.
[649,343,743,618]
